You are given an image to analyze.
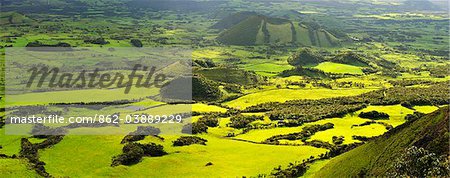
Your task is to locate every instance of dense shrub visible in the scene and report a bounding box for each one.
[20,138,38,162]
[130,39,143,47]
[112,143,167,166]
[31,124,67,138]
[193,59,216,68]
[405,111,426,121]
[271,163,309,177]
[161,75,222,101]
[391,80,436,87]
[332,136,345,145]
[227,114,264,129]
[352,135,372,142]
[264,123,334,144]
[352,120,376,128]
[327,142,364,157]
[288,48,324,66]
[26,41,71,47]
[377,122,394,130]
[429,65,449,78]
[279,67,328,78]
[19,136,63,177]
[121,126,161,144]
[304,139,335,149]
[401,101,414,109]
[223,84,241,93]
[84,38,109,45]
[35,136,64,149]
[245,83,449,124]
[140,143,167,157]
[182,122,208,134]
[0,116,5,128]
[358,111,390,120]
[197,116,219,127]
[266,103,366,122]
[173,136,207,146]
[112,143,144,166]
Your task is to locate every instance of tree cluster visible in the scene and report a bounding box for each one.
[227,114,264,129]
[111,143,167,166]
[263,123,334,144]
[358,111,390,120]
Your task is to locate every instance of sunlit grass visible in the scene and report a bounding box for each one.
[413,105,439,114]
[313,62,363,75]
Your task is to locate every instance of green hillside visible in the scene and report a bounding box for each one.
[0,12,35,25]
[332,52,370,67]
[215,13,340,47]
[216,15,264,46]
[195,67,264,85]
[314,106,449,177]
[211,11,258,30]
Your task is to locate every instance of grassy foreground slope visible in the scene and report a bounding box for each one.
[314,106,449,177]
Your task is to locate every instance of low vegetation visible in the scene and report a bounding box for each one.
[358,111,390,120]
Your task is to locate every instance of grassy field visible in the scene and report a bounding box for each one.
[39,134,327,177]
[6,87,160,106]
[225,88,373,109]
[192,104,227,113]
[243,63,293,76]
[357,105,414,127]
[313,107,448,177]
[413,105,440,114]
[308,115,387,144]
[302,159,331,177]
[235,126,305,142]
[313,62,364,75]
[0,129,24,156]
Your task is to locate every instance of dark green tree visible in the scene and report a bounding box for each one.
[130,39,143,47]
[288,48,323,67]
[389,146,450,177]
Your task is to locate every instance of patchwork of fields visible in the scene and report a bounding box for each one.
[0,0,449,177]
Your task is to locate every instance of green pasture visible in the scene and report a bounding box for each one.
[313,62,364,75]
[39,134,327,177]
[225,88,373,109]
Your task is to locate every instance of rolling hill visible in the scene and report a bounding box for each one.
[313,106,449,177]
[214,12,340,47]
[0,12,35,25]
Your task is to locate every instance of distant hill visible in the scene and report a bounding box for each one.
[211,11,259,30]
[214,12,340,47]
[0,12,35,25]
[402,0,442,11]
[268,10,304,20]
[314,106,449,177]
